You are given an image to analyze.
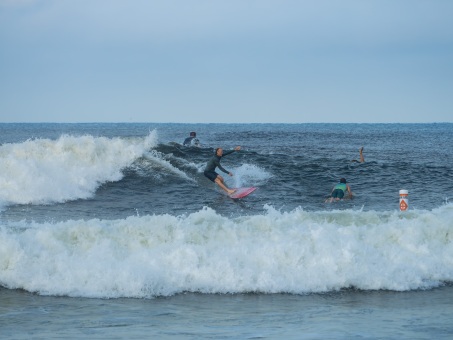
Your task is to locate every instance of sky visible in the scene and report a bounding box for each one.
[0,0,452,123]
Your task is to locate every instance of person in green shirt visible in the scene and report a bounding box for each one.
[326,178,353,203]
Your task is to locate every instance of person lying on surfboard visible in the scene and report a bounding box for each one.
[325,178,353,203]
[204,146,241,195]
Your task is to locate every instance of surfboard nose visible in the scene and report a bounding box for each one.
[229,187,257,199]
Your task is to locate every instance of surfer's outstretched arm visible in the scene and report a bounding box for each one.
[359,147,364,163]
[222,146,241,157]
[351,146,365,163]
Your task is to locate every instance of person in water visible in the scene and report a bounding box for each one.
[204,146,241,195]
[325,178,353,202]
[183,132,200,147]
[351,146,365,163]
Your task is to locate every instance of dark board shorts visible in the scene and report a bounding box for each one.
[331,189,345,199]
[204,171,218,182]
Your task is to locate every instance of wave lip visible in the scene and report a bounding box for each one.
[0,131,157,205]
[1,204,452,298]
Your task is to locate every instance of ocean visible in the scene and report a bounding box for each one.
[1,123,452,339]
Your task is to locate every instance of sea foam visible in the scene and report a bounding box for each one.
[0,131,157,205]
[1,204,452,298]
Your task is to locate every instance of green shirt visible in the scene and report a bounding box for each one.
[334,183,347,192]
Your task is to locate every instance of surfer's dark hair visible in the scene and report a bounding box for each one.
[340,178,347,183]
[215,148,220,155]
[190,131,196,137]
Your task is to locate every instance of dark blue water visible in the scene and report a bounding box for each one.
[1,123,452,221]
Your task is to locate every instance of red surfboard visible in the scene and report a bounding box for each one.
[229,187,257,199]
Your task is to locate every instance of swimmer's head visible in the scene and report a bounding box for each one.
[340,178,347,183]
[190,131,196,137]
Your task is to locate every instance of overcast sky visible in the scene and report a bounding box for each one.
[1,0,452,123]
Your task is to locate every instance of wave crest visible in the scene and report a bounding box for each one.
[0,131,158,205]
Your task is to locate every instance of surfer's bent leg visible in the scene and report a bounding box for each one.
[215,176,235,195]
[205,170,235,194]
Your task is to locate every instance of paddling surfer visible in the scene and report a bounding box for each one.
[325,178,353,203]
[204,146,241,195]
[183,131,200,147]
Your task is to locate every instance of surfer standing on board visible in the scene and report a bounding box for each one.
[204,146,241,195]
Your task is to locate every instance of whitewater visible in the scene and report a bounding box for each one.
[1,205,453,299]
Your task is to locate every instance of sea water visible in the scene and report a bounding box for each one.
[1,123,452,338]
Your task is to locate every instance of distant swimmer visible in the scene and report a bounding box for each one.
[351,146,365,163]
[183,131,200,147]
[204,146,241,195]
[325,178,353,203]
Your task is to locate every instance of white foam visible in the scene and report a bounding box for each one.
[141,150,196,182]
[0,131,157,205]
[229,163,272,188]
[1,204,452,298]
[193,161,271,188]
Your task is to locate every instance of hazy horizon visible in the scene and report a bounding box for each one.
[1,0,452,124]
